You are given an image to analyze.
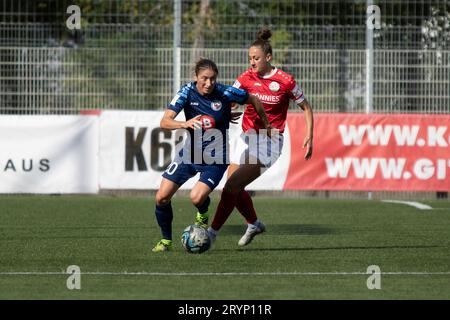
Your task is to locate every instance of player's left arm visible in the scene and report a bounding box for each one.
[298,99,314,160]
[224,84,272,136]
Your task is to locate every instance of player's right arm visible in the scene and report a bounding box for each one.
[160,84,202,130]
[160,109,201,130]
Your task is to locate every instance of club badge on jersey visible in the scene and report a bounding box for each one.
[211,101,222,111]
[269,81,280,92]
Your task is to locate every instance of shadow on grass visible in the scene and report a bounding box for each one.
[220,224,335,236]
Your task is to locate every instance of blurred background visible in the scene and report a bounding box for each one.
[0,0,449,115]
[0,0,449,200]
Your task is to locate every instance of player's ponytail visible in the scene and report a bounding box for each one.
[256,28,272,42]
[251,28,273,56]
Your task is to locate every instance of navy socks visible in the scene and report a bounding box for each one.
[155,202,174,240]
[195,196,210,214]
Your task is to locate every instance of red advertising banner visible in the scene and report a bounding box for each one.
[284,113,450,191]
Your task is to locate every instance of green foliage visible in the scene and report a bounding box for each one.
[65,30,158,110]
[270,29,293,66]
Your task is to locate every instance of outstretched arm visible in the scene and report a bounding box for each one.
[160,109,202,130]
[298,99,314,160]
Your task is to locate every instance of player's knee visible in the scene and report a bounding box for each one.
[155,192,171,206]
[189,191,205,207]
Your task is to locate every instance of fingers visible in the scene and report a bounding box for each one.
[193,120,202,129]
[184,116,202,130]
[303,144,313,160]
[304,147,313,160]
[230,112,243,124]
[188,115,202,130]
[265,125,273,138]
[302,137,313,160]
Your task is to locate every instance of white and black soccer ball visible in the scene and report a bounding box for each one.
[181,224,211,254]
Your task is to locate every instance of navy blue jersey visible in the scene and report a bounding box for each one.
[168,81,248,164]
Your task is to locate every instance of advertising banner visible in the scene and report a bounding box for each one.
[99,111,179,189]
[0,116,98,193]
[98,111,291,190]
[284,113,450,191]
[4,112,445,193]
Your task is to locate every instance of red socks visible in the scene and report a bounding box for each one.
[211,190,258,231]
[211,190,237,231]
[235,190,257,224]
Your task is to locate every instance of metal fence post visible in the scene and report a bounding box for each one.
[173,0,181,96]
[366,0,374,200]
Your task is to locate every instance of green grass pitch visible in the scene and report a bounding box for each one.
[0,195,449,299]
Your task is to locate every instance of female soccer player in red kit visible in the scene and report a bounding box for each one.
[207,28,314,246]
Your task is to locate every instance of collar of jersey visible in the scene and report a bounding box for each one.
[256,67,278,79]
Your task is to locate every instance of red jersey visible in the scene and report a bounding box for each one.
[233,67,305,133]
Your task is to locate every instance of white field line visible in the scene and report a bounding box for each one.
[381,200,433,210]
[1,271,450,276]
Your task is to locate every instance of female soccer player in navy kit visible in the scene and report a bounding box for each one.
[207,28,314,246]
[152,58,271,252]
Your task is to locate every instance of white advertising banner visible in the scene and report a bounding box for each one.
[100,111,174,189]
[0,116,99,193]
[99,111,290,190]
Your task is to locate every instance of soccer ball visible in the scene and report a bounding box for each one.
[181,224,211,254]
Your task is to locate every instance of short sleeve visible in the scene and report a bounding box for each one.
[288,80,305,104]
[167,84,189,113]
[223,85,248,105]
[233,72,248,90]
[232,79,241,89]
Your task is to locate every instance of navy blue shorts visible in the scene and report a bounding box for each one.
[162,161,227,190]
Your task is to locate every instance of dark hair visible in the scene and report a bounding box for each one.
[251,28,273,56]
[194,58,219,76]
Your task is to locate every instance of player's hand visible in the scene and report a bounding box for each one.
[265,124,275,138]
[303,136,313,160]
[184,115,202,130]
[230,111,242,124]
